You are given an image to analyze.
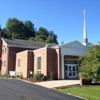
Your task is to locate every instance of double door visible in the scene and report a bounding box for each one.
[65,64,78,78]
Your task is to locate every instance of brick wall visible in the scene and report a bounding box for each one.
[16,51,28,77]
[8,47,34,71]
[33,48,47,76]
[27,51,33,74]
[0,32,3,71]
[0,41,8,74]
[47,48,61,79]
[54,48,61,79]
[47,48,55,79]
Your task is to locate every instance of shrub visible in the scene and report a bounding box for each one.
[16,75,20,78]
[28,71,33,78]
[6,74,11,78]
[20,74,23,79]
[49,72,54,80]
[34,73,44,81]
[11,76,15,78]
[1,74,5,78]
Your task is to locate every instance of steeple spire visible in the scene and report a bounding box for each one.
[83,10,88,47]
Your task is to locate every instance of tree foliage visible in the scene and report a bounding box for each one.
[79,43,100,80]
[2,18,58,44]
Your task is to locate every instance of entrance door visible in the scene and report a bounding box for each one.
[65,64,78,78]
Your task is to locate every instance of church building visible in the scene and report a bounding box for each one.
[0,11,88,79]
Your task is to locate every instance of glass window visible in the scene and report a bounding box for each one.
[2,61,3,66]
[65,60,78,64]
[2,49,4,54]
[4,61,6,66]
[65,65,68,70]
[18,58,21,67]
[5,48,6,53]
[37,57,41,69]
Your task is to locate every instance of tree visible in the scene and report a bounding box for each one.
[36,27,58,44]
[37,27,49,37]
[24,20,36,38]
[3,18,36,39]
[79,44,100,80]
[2,18,58,44]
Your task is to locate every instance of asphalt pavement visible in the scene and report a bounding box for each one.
[0,78,85,100]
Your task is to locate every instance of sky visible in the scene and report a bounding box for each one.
[0,0,100,44]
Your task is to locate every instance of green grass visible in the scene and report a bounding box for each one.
[58,86,100,100]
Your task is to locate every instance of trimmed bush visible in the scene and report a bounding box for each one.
[20,74,23,79]
[34,73,44,81]
[6,74,11,78]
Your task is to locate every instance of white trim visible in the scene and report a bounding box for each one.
[33,47,46,52]
[37,54,41,57]
[16,50,28,55]
[1,38,8,46]
[18,57,21,68]
[61,54,64,79]
[37,56,41,73]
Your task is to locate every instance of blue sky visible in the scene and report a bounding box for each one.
[0,0,100,44]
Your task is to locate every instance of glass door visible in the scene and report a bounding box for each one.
[65,64,78,78]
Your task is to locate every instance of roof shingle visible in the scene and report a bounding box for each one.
[2,38,57,49]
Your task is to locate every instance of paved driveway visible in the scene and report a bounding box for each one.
[0,78,84,100]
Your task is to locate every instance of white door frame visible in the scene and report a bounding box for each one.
[65,64,77,78]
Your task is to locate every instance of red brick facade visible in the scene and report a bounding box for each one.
[0,34,85,79]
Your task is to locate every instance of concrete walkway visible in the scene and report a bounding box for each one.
[34,80,80,88]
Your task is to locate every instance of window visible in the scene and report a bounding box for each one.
[4,61,6,66]
[65,60,78,64]
[18,58,21,67]
[37,56,41,73]
[2,61,3,66]
[5,48,6,53]
[2,49,4,54]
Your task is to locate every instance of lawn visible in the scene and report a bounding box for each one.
[58,86,100,100]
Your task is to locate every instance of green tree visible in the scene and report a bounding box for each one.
[2,18,58,44]
[24,20,36,38]
[36,27,58,44]
[28,37,35,41]
[3,18,36,39]
[79,44,100,80]
[37,27,49,37]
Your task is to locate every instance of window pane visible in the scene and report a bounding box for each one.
[37,57,41,69]
[18,59,20,67]
[65,65,68,70]
[65,60,78,64]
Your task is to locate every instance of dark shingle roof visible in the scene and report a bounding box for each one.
[2,38,57,49]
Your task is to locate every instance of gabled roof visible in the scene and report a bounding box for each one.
[52,40,87,49]
[2,38,57,49]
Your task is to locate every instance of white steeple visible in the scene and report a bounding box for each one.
[83,10,88,47]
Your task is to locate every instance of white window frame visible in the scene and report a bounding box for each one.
[18,57,21,67]
[37,55,41,73]
[2,49,4,54]
[2,61,3,66]
[4,61,6,66]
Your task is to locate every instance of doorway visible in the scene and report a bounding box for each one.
[64,59,79,78]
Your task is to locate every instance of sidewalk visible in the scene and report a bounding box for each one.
[34,80,80,88]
